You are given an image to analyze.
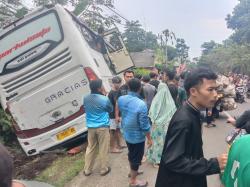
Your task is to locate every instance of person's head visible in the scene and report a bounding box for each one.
[134,74,142,80]
[162,68,176,82]
[149,72,158,80]
[142,75,150,83]
[180,71,187,80]
[0,143,13,187]
[97,26,104,35]
[89,79,104,94]
[123,70,134,83]
[111,76,122,90]
[174,76,180,87]
[184,67,218,109]
[128,78,141,93]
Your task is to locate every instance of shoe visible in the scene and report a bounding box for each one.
[129,180,148,187]
[100,167,111,176]
[128,170,144,177]
[83,170,92,176]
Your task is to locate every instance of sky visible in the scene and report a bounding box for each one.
[113,0,239,58]
[21,0,239,58]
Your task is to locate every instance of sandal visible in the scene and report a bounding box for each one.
[205,123,216,128]
[110,148,123,154]
[129,180,148,187]
[128,170,144,177]
[100,167,111,176]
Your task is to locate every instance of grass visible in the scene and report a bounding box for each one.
[36,152,85,187]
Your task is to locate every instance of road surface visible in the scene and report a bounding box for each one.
[65,100,249,187]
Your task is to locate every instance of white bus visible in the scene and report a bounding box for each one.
[0,5,134,155]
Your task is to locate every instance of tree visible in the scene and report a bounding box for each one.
[226,0,250,44]
[175,38,189,64]
[199,44,250,75]
[122,20,158,52]
[201,40,221,55]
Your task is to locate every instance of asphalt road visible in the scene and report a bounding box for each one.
[65,100,249,187]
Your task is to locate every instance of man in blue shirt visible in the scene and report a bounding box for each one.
[118,78,152,187]
[83,79,113,176]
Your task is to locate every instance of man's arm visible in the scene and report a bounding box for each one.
[161,122,222,176]
[138,104,152,147]
[138,104,151,133]
[235,110,250,128]
[105,98,113,113]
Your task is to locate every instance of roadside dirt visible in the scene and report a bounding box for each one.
[7,145,59,179]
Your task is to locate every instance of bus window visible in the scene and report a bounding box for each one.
[71,18,97,51]
[104,32,123,53]
[0,10,63,75]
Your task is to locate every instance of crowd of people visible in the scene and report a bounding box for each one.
[1,66,250,187]
[81,66,250,187]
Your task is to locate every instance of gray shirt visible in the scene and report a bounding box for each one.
[142,83,156,110]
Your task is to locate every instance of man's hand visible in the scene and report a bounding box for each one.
[227,116,236,126]
[147,138,153,148]
[115,117,120,124]
[217,153,228,171]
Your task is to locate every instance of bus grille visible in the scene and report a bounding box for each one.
[2,48,72,94]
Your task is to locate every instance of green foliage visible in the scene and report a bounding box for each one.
[133,68,151,77]
[15,7,28,18]
[122,21,158,52]
[73,0,88,15]
[175,38,189,63]
[201,40,221,55]
[226,0,250,44]
[199,44,250,75]
[0,106,16,145]
[155,46,178,67]
[33,0,68,6]
[36,152,85,187]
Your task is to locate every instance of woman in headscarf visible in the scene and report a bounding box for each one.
[146,82,177,167]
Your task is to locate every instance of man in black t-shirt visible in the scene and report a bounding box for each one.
[108,76,124,153]
[162,68,178,106]
[115,70,135,124]
[149,72,160,90]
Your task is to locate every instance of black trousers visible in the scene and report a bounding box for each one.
[126,141,145,171]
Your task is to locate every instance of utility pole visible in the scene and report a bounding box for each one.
[162,29,176,65]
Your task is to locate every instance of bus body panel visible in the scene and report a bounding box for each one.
[0,5,132,155]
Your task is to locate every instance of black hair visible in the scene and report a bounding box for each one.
[128,78,141,92]
[163,68,176,80]
[134,74,142,80]
[0,144,13,187]
[149,72,158,79]
[112,76,122,84]
[180,71,187,79]
[142,75,150,83]
[97,27,104,34]
[174,75,180,81]
[89,79,102,93]
[123,70,134,76]
[184,67,218,94]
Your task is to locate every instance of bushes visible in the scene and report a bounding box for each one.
[0,106,16,145]
[133,68,151,78]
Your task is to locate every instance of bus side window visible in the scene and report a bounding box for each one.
[104,32,123,53]
[72,20,96,50]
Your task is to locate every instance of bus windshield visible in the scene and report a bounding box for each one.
[0,10,63,75]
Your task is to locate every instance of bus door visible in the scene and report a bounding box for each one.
[103,28,134,74]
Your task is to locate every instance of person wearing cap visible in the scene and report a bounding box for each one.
[108,76,125,153]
